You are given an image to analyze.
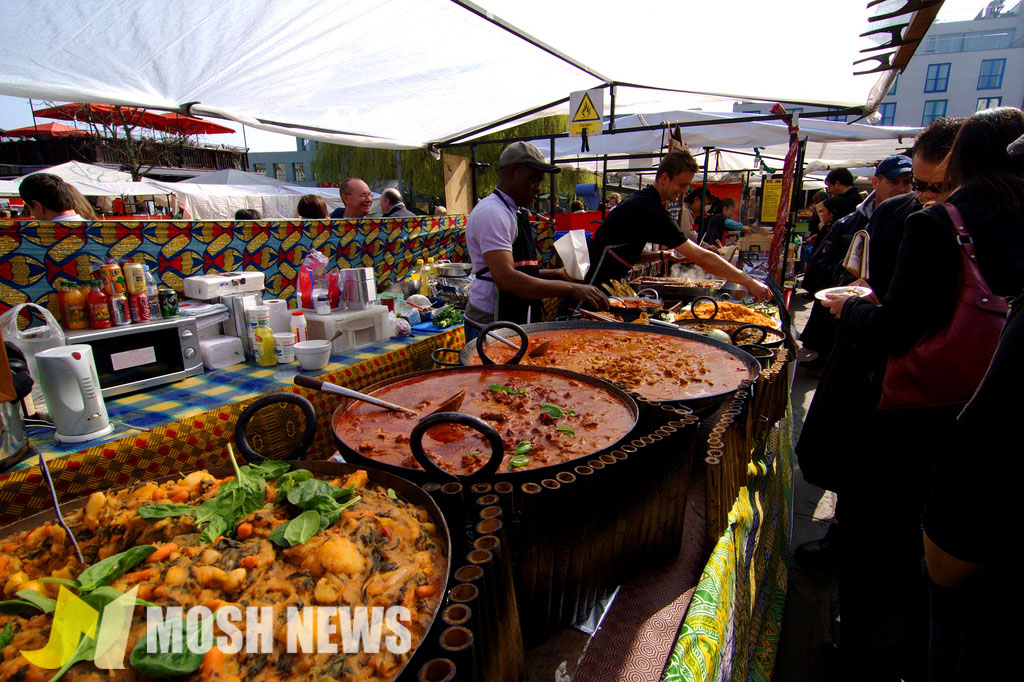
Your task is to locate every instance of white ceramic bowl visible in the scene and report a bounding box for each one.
[293,340,331,371]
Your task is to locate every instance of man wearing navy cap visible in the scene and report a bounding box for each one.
[799,155,914,363]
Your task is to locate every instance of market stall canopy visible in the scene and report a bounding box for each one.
[180,169,290,186]
[1,122,87,138]
[143,179,345,220]
[149,112,235,136]
[554,110,920,177]
[0,0,927,149]
[17,161,133,184]
[32,102,167,130]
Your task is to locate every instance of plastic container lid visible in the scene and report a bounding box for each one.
[249,305,270,321]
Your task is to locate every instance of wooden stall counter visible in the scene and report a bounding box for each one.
[0,326,464,526]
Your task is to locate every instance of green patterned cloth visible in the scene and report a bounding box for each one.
[662,403,794,682]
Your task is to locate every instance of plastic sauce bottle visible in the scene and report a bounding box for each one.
[253,311,276,367]
[419,257,435,297]
[142,265,161,320]
[411,258,424,285]
[290,310,308,344]
[62,281,90,330]
[87,280,112,329]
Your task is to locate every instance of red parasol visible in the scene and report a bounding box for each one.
[33,102,167,130]
[2,122,88,138]
[151,112,235,135]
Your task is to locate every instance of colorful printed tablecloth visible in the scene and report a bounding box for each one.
[662,403,794,682]
[0,327,463,526]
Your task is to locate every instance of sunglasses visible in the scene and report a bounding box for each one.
[911,178,944,193]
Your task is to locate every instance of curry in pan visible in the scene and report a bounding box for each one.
[0,462,446,682]
[333,368,635,476]
[471,328,753,402]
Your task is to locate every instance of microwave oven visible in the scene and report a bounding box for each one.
[64,316,203,398]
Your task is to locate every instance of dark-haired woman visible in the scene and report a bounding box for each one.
[296,194,328,219]
[823,107,1024,680]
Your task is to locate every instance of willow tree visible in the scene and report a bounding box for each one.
[311,115,600,209]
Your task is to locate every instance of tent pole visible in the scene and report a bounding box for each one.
[699,148,711,240]
[609,84,616,132]
[470,144,479,208]
[601,156,608,218]
[550,137,557,215]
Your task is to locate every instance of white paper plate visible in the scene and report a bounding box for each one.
[815,285,872,302]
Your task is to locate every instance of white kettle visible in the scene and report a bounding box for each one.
[35,345,114,444]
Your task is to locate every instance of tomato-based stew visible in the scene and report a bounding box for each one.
[471,328,753,401]
[333,369,635,476]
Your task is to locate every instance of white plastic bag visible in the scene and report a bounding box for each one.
[554,230,590,281]
[0,302,66,413]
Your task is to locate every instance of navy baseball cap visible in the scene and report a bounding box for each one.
[875,155,913,179]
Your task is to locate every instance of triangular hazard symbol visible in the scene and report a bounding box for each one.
[572,92,600,122]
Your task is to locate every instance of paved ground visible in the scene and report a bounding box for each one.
[772,294,841,682]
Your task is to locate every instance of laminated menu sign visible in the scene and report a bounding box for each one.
[760,178,792,223]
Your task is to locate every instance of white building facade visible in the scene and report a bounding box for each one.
[881,0,1023,127]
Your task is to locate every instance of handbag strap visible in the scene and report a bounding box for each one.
[943,203,1008,314]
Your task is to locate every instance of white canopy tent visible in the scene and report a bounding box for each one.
[552,111,920,180]
[180,169,291,186]
[143,180,346,220]
[0,1,917,149]
[1,163,172,199]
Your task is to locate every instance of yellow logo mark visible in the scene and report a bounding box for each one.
[20,585,137,670]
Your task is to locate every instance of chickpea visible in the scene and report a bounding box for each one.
[317,536,364,577]
[221,568,247,594]
[164,565,189,587]
[194,566,228,589]
[201,549,223,565]
[313,577,341,605]
[4,571,29,596]
[84,492,107,520]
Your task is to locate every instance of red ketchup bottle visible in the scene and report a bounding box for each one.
[87,279,112,328]
[327,271,341,310]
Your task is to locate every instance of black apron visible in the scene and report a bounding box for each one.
[473,191,543,324]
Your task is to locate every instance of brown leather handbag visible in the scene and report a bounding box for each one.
[878,203,1009,410]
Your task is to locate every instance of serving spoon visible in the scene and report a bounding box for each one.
[294,374,465,417]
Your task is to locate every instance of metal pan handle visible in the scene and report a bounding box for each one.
[431,348,463,368]
[690,296,719,320]
[475,321,528,365]
[736,343,775,369]
[409,412,505,481]
[635,288,660,300]
[730,323,768,346]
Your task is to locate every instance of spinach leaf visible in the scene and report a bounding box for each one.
[77,545,155,593]
[47,631,96,682]
[129,618,204,678]
[87,586,158,608]
[286,480,351,508]
[487,384,525,395]
[15,589,56,614]
[267,522,288,547]
[556,426,576,437]
[38,577,81,589]
[0,599,43,616]
[0,622,14,650]
[514,440,533,455]
[283,511,321,547]
[540,403,565,419]
[137,504,196,519]
[508,455,530,470]
[275,469,314,498]
[196,448,266,544]
[247,460,291,480]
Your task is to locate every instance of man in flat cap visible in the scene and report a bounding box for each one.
[464,141,607,335]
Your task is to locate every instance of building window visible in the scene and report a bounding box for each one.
[922,100,948,126]
[253,163,267,174]
[977,96,1002,110]
[924,63,950,93]
[293,163,306,182]
[273,163,286,181]
[888,74,898,96]
[877,102,896,126]
[788,107,804,114]
[826,113,848,122]
[978,59,1005,90]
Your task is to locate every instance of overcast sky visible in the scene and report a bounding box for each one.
[0,0,998,154]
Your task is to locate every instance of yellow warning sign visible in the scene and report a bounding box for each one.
[569,89,603,136]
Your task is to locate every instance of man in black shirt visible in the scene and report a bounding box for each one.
[824,167,862,216]
[588,151,770,300]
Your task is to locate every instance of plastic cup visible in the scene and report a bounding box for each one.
[274,332,296,364]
